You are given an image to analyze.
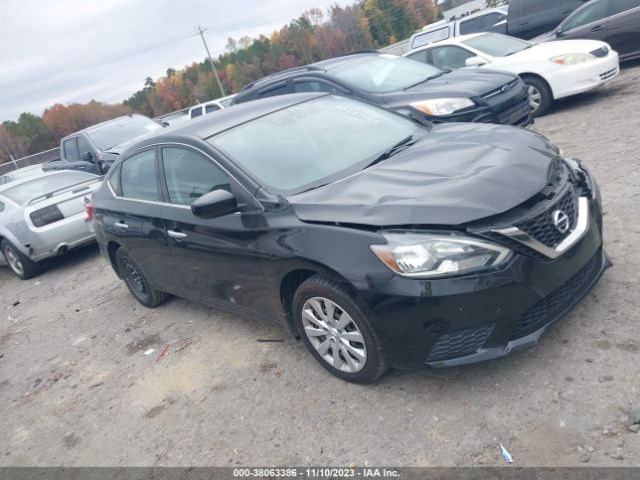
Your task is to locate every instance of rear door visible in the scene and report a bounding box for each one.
[559,0,613,41]
[102,147,176,292]
[605,0,640,57]
[158,145,266,312]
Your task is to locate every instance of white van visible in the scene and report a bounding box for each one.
[409,7,508,50]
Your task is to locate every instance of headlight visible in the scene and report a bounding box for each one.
[370,232,512,278]
[550,53,596,65]
[410,98,475,116]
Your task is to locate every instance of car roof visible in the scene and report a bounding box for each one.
[406,32,494,53]
[0,170,83,194]
[62,114,153,139]
[240,51,382,91]
[133,92,328,144]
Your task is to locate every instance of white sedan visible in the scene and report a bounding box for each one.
[404,32,620,116]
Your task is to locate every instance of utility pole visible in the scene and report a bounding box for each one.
[198,26,226,98]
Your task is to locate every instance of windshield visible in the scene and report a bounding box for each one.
[2,171,98,204]
[88,116,162,150]
[328,54,443,93]
[463,33,532,57]
[208,95,420,194]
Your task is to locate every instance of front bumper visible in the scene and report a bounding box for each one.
[549,50,620,99]
[352,194,607,370]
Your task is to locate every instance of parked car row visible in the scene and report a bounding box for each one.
[2,15,620,382]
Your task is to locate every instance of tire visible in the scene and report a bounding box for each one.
[292,275,387,384]
[524,76,553,117]
[115,247,170,308]
[1,239,41,280]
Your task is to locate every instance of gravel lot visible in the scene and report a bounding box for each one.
[1,62,639,467]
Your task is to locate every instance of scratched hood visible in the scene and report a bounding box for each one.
[288,123,561,226]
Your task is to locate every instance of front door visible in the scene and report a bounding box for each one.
[560,0,612,42]
[158,145,267,313]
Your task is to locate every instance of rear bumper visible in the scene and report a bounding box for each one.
[27,212,95,261]
[550,51,620,99]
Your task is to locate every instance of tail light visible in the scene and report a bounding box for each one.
[85,201,94,222]
[30,205,64,227]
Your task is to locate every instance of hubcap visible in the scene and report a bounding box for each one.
[3,246,24,275]
[301,297,367,373]
[122,257,147,296]
[528,85,542,113]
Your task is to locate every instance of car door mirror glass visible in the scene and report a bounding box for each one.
[191,189,238,219]
[80,151,94,162]
[465,56,487,67]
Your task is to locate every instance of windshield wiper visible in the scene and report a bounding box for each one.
[366,135,416,169]
[404,70,450,90]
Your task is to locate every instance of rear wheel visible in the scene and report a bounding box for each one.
[524,76,553,117]
[1,239,40,280]
[292,275,387,383]
[116,248,170,308]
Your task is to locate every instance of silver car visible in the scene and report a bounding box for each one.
[0,164,45,186]
[0,170,101,279]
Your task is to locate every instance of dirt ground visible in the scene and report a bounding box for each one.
[1,62,640,468]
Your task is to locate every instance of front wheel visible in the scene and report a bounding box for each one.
[292,275,387,383]
[1,239,40,280]
[524,76,553,117]
[115,248,170,308]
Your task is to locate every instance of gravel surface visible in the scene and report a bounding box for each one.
[1,62,639,467]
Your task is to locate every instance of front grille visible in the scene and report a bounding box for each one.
[590,46,609,58]
[600,67,618,80]
[427,322,495,362]
[497,97,531,125]
[510,253,600,339]
[515,186,577,248]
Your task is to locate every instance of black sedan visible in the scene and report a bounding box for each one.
[91,93,608,383]
[535,0,640,62]
[231,52,533,127]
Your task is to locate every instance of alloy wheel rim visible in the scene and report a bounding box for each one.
[301,296,367,373]
[4,246,24,275]
[123,257,147,296]
[528,85,542,113]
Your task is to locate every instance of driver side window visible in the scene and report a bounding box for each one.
[162,147,231,206]
[563,0,610,31]
[430,46,476,70]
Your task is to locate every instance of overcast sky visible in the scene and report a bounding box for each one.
[0,0,349,122]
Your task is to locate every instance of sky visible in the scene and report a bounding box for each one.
[0,0,349,122]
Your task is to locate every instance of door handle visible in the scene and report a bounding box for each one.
[519,21,530,26]
[114,221,128,229]
[167,230,187,240]
[591,25,604,31]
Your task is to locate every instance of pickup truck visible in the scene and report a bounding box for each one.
[43,114,164,175]
[409,0,589,48]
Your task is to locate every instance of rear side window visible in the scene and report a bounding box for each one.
[64,138,80,162]
[410,27,450,49]
[459,12,506,34]
[293,80,345,94]
[191,107,203,118]
[205,104,221,114]
[120,150,160,202]
[563,0,610,30]
[406,49,429,64]
[259,83,289,98]
[612,0,640,14]
[430,46,476,69]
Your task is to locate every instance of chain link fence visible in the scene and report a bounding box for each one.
[0,147,61,177]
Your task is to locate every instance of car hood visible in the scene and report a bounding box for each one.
[381,68,517,104]
[288,123,561,227]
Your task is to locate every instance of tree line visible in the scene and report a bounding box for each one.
[0,0,438,165]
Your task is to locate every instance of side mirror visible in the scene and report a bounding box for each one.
[556,28,565,37]
[161,121,170,127]
[191,189,238,219]
[80,151,94,162]
[465,56,487,68]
